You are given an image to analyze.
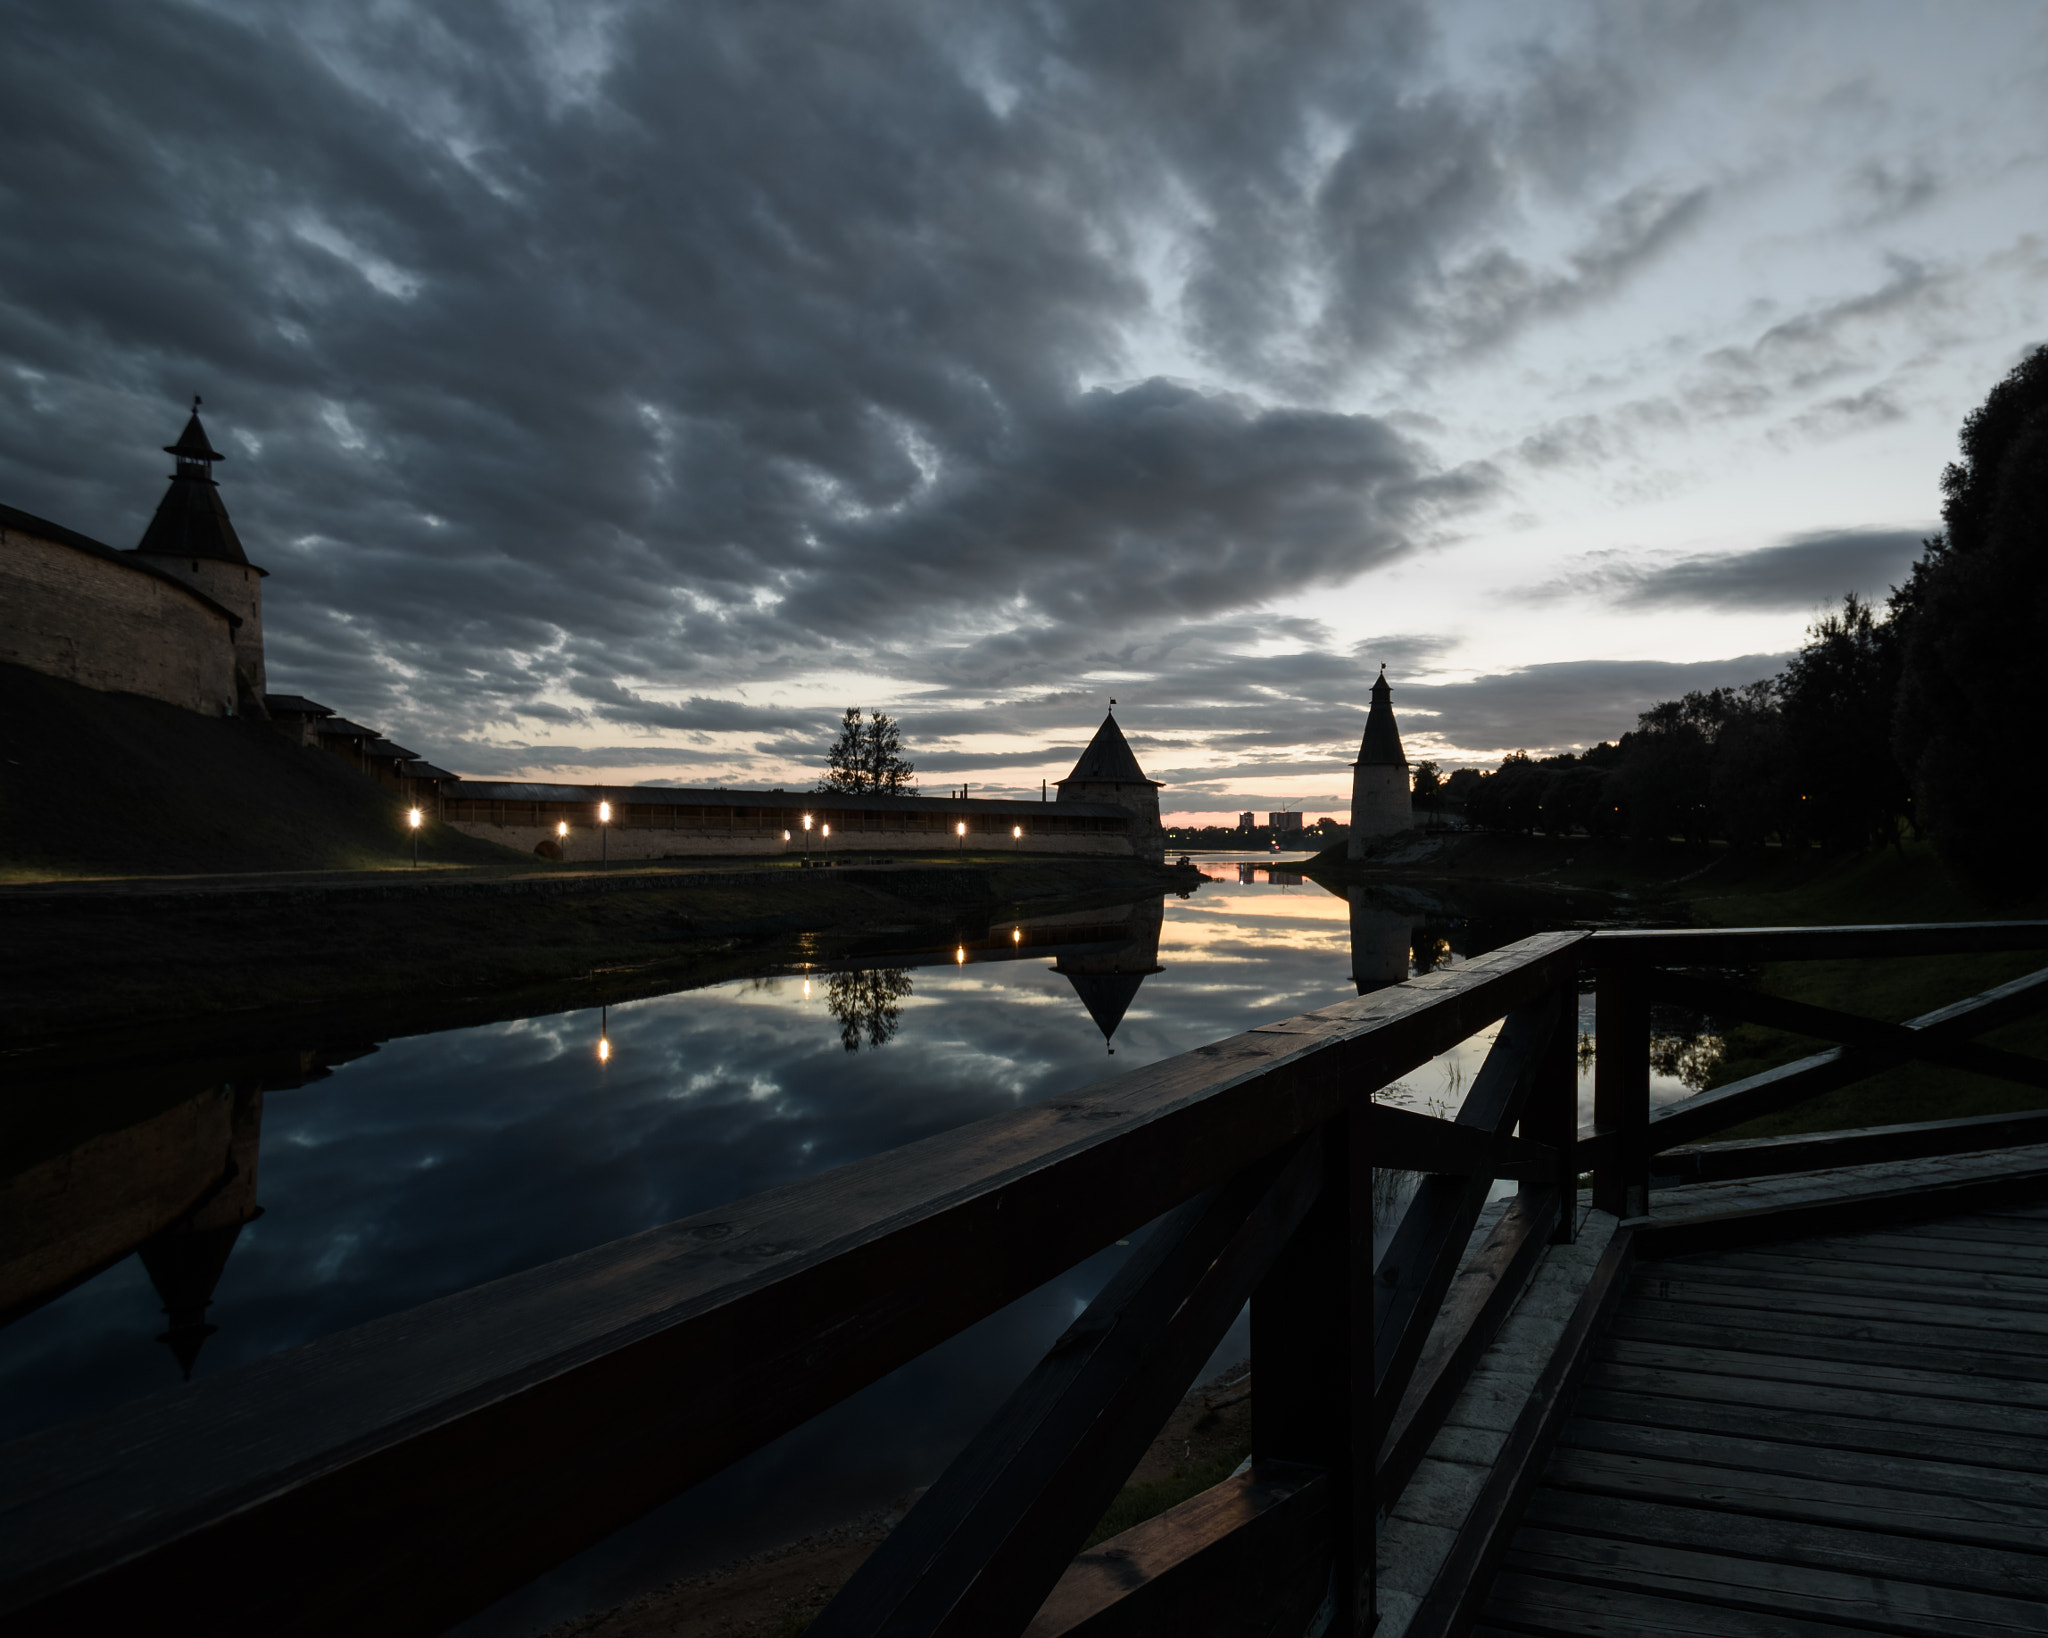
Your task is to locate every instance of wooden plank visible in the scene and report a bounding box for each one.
[1631,1167,2048,1259]
[1369,1102,1559,1182]
[1871,1216,2048,1250]
[1521,1488,2048,1600]
[1376,1191,1557,1505]
[0,934,1588,1636]
[1644,972,2048,1091]
[1585,1355,2048,1436]
[1544,1445,2048,1554]
[1593,966,1650,1218]
[1023,1464,1330,1637]
[1660,1109,2048,1184]
[1401,1230,1639,1638]
[1610,1299,2048,1382]
[1483,1569,1903,1637]
[1583,922,2048,966]
[1696,1245,2048,1298]
[1559,1417,2048,1510]
[1502,1527,2048,1636]
[1640,964,2048,1151]
[1936,1212,2048,1244]
[813,1142,1323,1637]
[1374,998,1558,1447]
[1766,1232,2048,1278]
[1597,1334,2048,1408]
[1630,1267,2048,1330]
[1571,1384,2048,1474]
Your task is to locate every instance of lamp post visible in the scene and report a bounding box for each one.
[1011,823,1022,851]
[803,813,813,865]
[408,806,422,867]
[598,800,612,870]
[956,820,966,852]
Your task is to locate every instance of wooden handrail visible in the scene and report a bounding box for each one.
[0,933,1584,1637]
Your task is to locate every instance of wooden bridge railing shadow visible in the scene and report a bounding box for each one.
[4,923,2048,1637]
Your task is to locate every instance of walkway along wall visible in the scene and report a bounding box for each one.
[439,782,1139,861]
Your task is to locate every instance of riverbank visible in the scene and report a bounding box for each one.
[1307,829,2048,1141]
[0,852,1200,1048]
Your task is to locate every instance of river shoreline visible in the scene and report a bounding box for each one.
[0,852,1201,1049]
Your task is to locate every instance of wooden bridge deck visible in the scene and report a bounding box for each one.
[1475,1198,2048,1636]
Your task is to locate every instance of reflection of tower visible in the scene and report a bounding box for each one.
[1054,897,1165,1053]
[1348,667,1412,856]
[1348,888,1412,995]
[137,1084,265,1380]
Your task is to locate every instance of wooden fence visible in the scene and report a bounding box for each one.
[4,923,2047,1636]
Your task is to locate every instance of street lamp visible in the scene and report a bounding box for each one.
[956,819,966,851]
[803,812,813,865]
[598,800,612,870]
[408,806,422,867]
[1011,824,1022,850]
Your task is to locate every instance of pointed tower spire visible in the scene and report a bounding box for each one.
[1054,705,1167,862]
[136,399,248,564]
[1349,666,1413,853]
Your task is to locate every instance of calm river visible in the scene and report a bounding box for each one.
[0,859,1705,1634]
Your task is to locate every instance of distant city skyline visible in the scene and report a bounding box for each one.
[3,2,2042,826]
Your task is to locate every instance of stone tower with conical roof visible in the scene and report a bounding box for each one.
[1348,667,1412,856]
[131,400,268,707]
[1056,704,1166,863]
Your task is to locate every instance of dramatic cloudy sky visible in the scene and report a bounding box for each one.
[4,1,2044,820]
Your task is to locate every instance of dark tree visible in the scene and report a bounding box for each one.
[821,708,918,795]
[827,968,912,1051]
[1410,759,1442,800]
[1893,343,2048,895]
[1779,595,1907,852]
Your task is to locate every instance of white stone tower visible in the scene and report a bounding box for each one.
[1056,704,1166,863]
[1348,666,1412,857]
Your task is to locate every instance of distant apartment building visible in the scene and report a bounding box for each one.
[1238,811,1255,830]
[1268,811,1303,833]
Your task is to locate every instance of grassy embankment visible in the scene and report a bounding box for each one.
[1670,840,2048,1141]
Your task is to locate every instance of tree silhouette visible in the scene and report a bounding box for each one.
[827,968,912,1051]
[821,707,917,794]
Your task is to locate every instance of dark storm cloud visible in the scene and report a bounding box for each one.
[0,0,1748,767]
[1534,527,1928,611]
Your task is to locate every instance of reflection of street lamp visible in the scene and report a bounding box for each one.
[597,1004,611,1064]
[598,800,612,870]
[955,945,966,964]
[408,806,422,867]
[1012,927,1022,944]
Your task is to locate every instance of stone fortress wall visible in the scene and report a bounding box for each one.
[0,509,239,716]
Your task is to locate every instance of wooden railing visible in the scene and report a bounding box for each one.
[5,923,2048,1637]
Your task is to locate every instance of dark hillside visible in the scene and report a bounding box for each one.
[0,662,525,880]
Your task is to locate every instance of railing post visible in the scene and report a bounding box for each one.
[1252,1109,1370,1634]
[1522,980,1579,1244]
[1593,960,1651,1219]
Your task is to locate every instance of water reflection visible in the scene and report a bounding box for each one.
[0,863,1723,1634]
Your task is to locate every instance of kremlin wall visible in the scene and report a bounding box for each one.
[1,408,1418,867]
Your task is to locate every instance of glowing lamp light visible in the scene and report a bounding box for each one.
[556,820,568,838]
[1012,825,1021,839]
[1011,928,1022,944]
[803,813,813,831]
[821,824,830,837]
[407,808,422,829]
[803,977,811,999]
[955,945,966,964]
[783,829,791,841]
[956,822,967,836]
[598,801,612,823]
[597,1036,611,1063]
